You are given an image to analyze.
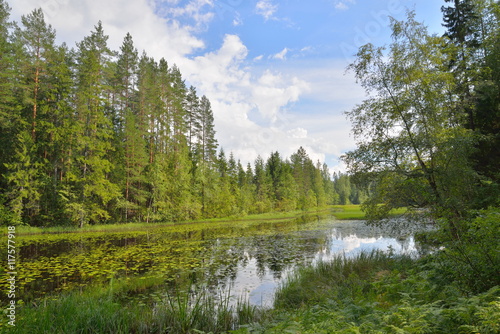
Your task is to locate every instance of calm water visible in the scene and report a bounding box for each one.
[3,214,423,306]
[213,219,420,306]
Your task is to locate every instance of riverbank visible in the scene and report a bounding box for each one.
[237,251,499,333]
[9,250,498,333]
[10,204,409,236]
[11,205,342,235]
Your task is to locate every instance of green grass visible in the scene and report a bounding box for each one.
[11,207,333,236]
[7,276,270,334]
[234,251,500,334]
[331,204,407,220]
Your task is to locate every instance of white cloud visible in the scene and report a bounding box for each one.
[271,47,289,60]
[180,36,311,164]
[255,0,278,21]
[9,0,357,171]
[161,0,215,31]
[334,0,356,11]
[10,0,205,63]
[288,128,308,139]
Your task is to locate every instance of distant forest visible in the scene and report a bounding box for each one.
[0,2,365,227]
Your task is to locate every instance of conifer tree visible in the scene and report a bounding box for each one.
[114,32,138,129]
[197,95,218,165]
[185,85,201,155]
[6,8,58,224]
[0,0,17,221]
[71,22,120,226]
[253,155,271,213]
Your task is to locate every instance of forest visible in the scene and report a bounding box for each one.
[0,0,499,333]
[0,1,368,227]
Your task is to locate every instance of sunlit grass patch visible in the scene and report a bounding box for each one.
[331,205,407,220]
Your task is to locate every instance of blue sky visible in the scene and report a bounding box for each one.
[11,0,446,172]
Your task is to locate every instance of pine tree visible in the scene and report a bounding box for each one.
[168,64,187,153]
[321,163,338,204]
[253,155,271,213]
[14,8,56,142]
[6,8,58,224]
[114,32,138,129]
[137,53,161,165]
[197,95,218,165]
[266,152,298,211]
[70,22,120,226]
[112,33,148,222]
[313,160,327,207]
[0,0,18,222]
[185,85,201,155]
[290,147,315,209]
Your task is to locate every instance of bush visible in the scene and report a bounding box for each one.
[434,208,500,294]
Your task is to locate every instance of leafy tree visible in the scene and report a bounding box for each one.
[343,12,477,225]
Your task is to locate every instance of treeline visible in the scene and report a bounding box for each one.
[0,2,358,227]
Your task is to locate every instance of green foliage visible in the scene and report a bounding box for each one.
[0,2,342,227]
[429,207,500,294]
[257,251,500,334]
[10,279,268,334]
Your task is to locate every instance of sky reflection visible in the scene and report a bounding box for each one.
[227,219,419,307]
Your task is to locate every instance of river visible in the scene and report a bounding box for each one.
[4,213,423,307]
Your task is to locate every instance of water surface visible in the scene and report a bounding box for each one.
[1,214,422,306]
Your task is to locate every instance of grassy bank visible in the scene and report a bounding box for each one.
[11,207,334,235]
[13,251,498,333]
[331,204,407,220]
[239,251,500,334]
[8,275,270,334]
[10,204,381,235]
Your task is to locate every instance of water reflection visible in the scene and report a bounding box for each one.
[221,219,421,307]
[10,215,424,307]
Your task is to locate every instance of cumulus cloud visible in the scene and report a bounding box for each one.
[10,0,205,63]
[9,0,354,169]
[181,36,310,163]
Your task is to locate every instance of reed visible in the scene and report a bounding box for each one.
[10,278,266,334]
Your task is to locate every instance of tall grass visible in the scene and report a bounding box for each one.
[260,250,500,334]
[274,250,414,309]
[9,278,269,334]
